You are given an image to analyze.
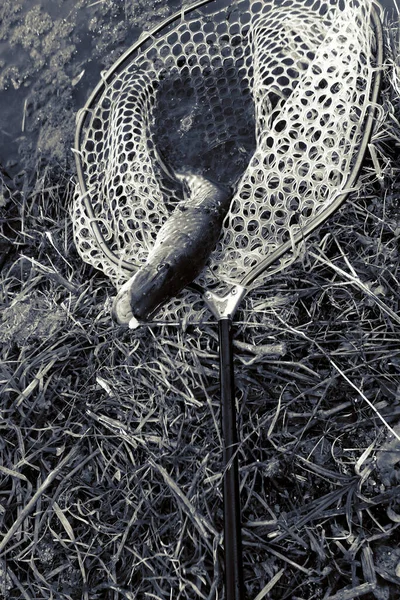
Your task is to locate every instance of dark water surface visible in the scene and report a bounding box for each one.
[0,0,181,173]
[0,0,397,176]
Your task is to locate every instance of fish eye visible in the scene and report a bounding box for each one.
[157,262,170,272]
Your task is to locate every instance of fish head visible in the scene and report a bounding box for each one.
[111,275,136,326]
[129,261,173,320]
[111,262,174,325]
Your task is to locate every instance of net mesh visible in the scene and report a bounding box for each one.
[73,0,379,320]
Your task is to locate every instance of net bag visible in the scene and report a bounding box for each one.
[73,0,381,320]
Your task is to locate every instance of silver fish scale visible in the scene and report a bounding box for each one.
[73,0,379,322]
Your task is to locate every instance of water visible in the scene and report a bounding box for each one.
[0,0,397,175]
[0,0,181,173]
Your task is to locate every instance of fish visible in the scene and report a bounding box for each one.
[112,172,232,325]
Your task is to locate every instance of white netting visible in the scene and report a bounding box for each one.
[72,0,379,319]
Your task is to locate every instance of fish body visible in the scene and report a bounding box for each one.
[112,173,232,324]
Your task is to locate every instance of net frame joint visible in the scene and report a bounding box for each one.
[204,284,247,320]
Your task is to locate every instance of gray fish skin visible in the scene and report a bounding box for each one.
[112,173,232,323]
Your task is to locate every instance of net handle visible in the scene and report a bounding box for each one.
[240,2,384,288]
[219,316,245,599]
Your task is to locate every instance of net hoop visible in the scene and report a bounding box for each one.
[73,0,383,310]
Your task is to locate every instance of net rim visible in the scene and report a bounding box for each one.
[74,0,219,274]
[73,0,384,293]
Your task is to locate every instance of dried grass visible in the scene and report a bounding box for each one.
[1,13,400,600]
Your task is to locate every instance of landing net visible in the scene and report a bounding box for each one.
[73,0,381,320]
